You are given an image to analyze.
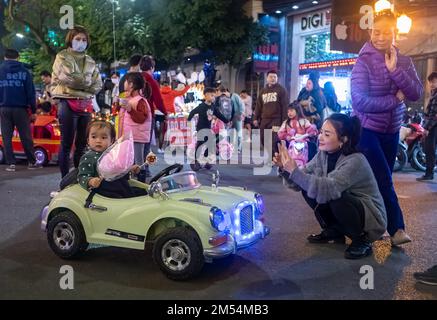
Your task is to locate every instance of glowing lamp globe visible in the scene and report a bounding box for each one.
[397,14,412,34]
[375,0,392,13]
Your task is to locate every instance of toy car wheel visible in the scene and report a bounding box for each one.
[153,227,204,280]
[34,147,48,166]
[0,146,5,164]
[47,211,88,259]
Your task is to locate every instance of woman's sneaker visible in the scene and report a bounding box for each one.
[5,164,16,172]
[344,239,372,259]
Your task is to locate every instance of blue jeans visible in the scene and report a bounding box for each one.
[58,100,91,177]
[358,128,405,236]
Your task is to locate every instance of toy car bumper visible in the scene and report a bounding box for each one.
[40,205,49,232]
[203,225,270,260]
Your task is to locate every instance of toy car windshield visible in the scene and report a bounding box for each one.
[159,171,201,193]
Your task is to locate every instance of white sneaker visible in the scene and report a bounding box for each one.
[5,164,16,172]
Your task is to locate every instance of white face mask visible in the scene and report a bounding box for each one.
[111,78,119,85]
[72,39,87,52]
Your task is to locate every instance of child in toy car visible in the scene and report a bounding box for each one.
[78,120,146,199]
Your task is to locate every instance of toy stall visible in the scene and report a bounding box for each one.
[165,71,206,148]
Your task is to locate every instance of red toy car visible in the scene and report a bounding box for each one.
[0,115,61,166]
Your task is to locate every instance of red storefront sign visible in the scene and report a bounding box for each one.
[166,117,193,147]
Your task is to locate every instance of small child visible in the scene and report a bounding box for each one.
[278,103,318,167]
[77,120,143,199]
[187,87,229,171]
[117,72,152,182]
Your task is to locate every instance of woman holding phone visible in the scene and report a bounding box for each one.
[351,10,422,245]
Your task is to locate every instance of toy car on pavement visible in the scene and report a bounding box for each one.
[0,115,60,166]
[40,164,269,280]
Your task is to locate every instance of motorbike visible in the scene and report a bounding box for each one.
[394,119,437,172]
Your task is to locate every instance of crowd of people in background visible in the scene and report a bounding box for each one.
[0,19,436,283]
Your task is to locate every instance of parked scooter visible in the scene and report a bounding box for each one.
[395,112,437,172]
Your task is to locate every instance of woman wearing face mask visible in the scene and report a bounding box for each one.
[351,10,423,246]
[51,25,103,177]
[274,114,387,259]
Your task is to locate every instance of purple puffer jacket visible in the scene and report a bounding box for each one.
[351,42,423,134]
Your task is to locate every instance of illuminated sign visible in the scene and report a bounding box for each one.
[299,58,357,70]
[254,15,280,72]
[301,10,331,32]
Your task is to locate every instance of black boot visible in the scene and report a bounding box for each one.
[307,229,345,244]
[416,174,434,181]
[344,237,372,259]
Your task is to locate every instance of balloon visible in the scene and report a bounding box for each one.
[198,70,205,83]
[176,72,186,84]
[190,72,198,83]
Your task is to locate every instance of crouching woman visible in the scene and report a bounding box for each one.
[274,114,387,259]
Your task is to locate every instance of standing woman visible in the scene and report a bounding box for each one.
[51,26,102,177]
[351,10,422,245]
[297,71,326,129]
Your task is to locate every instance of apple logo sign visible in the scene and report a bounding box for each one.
[335,21,348,40]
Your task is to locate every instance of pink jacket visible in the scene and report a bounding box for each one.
[278,118,318,141]
[118,95,152,143]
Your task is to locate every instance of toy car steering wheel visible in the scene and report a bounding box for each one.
[149,163,183,184]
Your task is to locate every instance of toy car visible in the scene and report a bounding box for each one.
[40,164,269,280]
[0,115,60,166]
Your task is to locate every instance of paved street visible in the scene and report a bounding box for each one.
[0,154,436,300]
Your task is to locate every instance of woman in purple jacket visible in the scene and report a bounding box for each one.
[351,10,423,246]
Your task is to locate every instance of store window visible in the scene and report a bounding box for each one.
[304,32,357,63]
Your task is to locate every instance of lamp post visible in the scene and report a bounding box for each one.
[111,0,116,71]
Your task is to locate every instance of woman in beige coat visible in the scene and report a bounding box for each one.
[51,25,102,177]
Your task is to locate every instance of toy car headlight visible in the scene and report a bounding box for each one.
[209,207,226,232]
[254,193,265,216]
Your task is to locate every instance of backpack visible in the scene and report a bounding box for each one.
[217,94,233,121]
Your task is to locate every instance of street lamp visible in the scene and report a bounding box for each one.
[397,14,412,34]
[374,0,412,35]
[375,0,392,13]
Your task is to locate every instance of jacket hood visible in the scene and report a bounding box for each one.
[161,86,172,94]
[2,60,25,72]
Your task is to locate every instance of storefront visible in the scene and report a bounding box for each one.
[286,6,358,106]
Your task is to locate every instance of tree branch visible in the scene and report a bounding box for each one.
[8,0,56,57]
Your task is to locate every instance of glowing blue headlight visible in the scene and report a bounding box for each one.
[209,207,225,231]
[254,193,265,217]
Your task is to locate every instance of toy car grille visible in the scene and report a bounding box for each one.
[240,205,254,235]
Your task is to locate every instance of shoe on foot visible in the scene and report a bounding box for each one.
[414,265,437,286]
[344,240,372,259]
[307,229,345,244]
[416,174,434,181]
[204,163,213,170]
[28,162,43,170]
[5,164,16,172]
[391,229,412,246]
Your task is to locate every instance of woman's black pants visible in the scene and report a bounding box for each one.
[302,190,365,241]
